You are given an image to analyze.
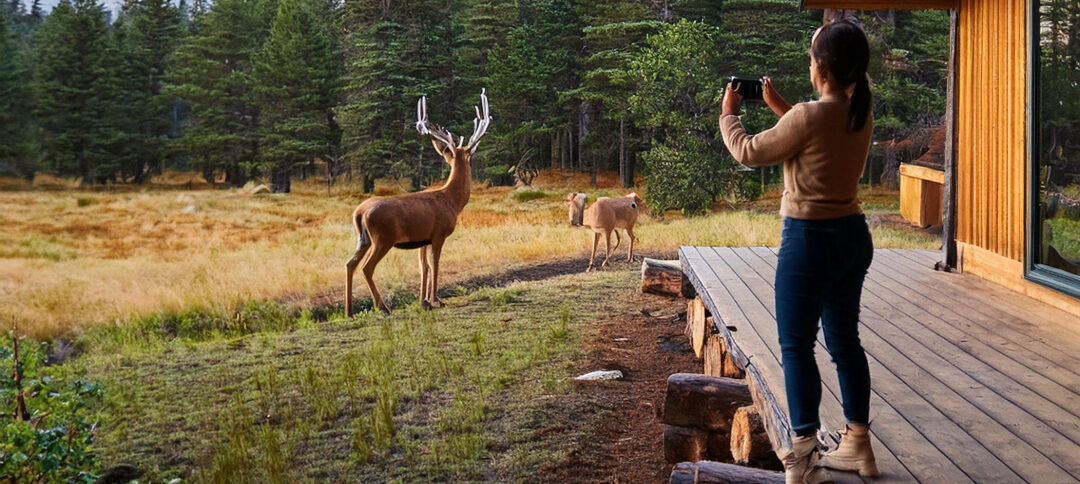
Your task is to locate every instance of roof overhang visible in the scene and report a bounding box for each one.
[799,0,958,10]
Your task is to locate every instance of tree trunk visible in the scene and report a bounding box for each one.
[823,9,856,23]
[564,127,572,171]
[731,405,780,468]
[669,461,784,484]
[620,116,632,187]
[663,373,752,431]
[271,163,291,193]
[642,258,686,298]
[551,133,559,170]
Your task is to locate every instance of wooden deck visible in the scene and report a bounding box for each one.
[679,247,1080,484]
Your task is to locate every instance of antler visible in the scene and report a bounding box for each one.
[416,96,456,150]
[467,88,492,153]
[415,89,492,153]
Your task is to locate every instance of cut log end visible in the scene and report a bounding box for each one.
[685,298,708,359]
[704,333,745,379]
[730,405,781,469]
[642,258,689,298]
[664,425,709,464]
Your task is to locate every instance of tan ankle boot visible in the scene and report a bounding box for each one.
[783,435,833,484]
[819,423,879,477]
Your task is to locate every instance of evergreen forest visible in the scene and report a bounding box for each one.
[0,0,951,213]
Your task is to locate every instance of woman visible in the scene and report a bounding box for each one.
[719,19,877,484]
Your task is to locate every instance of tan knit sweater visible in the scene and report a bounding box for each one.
[719,97,872,220]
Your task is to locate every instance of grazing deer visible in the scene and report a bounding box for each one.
[345,90,491,316]
[567,192,642,271]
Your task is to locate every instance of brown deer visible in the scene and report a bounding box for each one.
[568,192,642,271]
[345,90,491,316]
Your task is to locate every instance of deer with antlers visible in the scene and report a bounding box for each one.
[345,90,491,316]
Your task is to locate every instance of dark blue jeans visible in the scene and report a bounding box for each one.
[776,213,873,437]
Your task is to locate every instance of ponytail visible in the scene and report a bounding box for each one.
[812,19,872,133]
[849,75,871,133]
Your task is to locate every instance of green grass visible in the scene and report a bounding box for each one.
[70,269,630,483]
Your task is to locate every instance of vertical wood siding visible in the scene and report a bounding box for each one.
[955,0,1027,261]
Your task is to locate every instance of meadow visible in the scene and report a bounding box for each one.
[0,171,942,482]
[0,171,935,339]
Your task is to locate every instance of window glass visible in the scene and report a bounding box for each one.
[1035,0,1080,280]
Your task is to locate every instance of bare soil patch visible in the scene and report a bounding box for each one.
[538,277,698,483]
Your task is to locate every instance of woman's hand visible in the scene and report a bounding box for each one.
[722,83,742,118]
[762,76,793,117]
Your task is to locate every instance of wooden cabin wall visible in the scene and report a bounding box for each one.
[955,0,1027,262]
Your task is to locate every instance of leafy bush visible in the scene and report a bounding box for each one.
[511,189,548,202]
[1,336,102,483]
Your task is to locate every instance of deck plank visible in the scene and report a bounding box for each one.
[679,246,1080,484]
[885,248,1080,343]
[872,249,1080,373]
[729,247,930,483]
[864,253,1080,430]
[679,247,794,452]
[740,248,989,483]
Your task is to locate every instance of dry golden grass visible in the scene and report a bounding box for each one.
[0,170,936,338]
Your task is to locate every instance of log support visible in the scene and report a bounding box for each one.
[730,405,782,470]
[642,258,693,298]
[685,298,708,358]
[704,333,745,379]
[669,461,784,484]
[663,373,752,431]
[664,425,709,464]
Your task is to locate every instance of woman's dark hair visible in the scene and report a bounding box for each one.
[811,19,872,132]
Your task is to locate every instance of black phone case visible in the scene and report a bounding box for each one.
[731,77,763,101]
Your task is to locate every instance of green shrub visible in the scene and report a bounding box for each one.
[510,189,547,203]
[1,337,102,483]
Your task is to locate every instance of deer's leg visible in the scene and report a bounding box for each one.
[626,226,636,262]
[600,230,613,269]
[345,233,371,318]
[612,229,621,253]
[419,246,432,310]
[587,232,600,272]
[429,240,446,308]
[360,242,393,314]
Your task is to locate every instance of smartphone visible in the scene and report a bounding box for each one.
[730,76,763,102]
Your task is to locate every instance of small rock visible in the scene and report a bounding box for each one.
[574,370,624,381]
[180,204,197,214]
[250,184,271,195]
[613,337,629,342]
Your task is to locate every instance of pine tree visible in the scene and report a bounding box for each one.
[339,0,457,192]
[252,0,338,193]
[122,0,184,181]
[459,0,516,93]
[162,0,269,185]
[486,0,580,185]
[0,7,34,178]
[573,0,657,187]
[33,0,115,182]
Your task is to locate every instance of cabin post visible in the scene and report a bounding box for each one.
[940,10,960,271]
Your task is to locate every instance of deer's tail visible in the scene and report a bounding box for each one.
[353,209,371,249]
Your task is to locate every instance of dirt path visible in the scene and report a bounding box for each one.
[538,274,698,483]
